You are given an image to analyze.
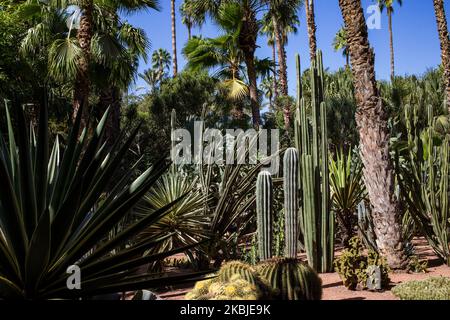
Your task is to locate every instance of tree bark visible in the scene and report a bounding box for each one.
[388,10,395,80]
[272,17,290,129]
[239,6,260,129]
[433,0,450,112]
[338,0,407,269]
[171,0,178,76]
[305,0,317,63]
[73,0,93,127]
[272,40,278,100]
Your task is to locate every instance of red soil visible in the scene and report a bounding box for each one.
[156,238,450,300]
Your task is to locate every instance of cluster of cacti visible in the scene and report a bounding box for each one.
[293,51,334,273]
[400,104,450,265]
[256,171,273,261]
[256,258,322,300]
[185,262,272,300]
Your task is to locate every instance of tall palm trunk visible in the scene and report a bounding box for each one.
[244,51,260,129]
[171,0,178,76]
[433,0,450,112]
[73,0,93,126]
[272,40,278,100]
[272,17,290,129]
[388,10,395,80]
[239,7,260,129]
[305,0,317,63]
[338,0,407,269]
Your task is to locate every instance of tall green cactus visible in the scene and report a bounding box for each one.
[283,148,299,258]
[294,51,334,272]
[256,258,322,300]
[256,171,273,261]
[399,104,450,265]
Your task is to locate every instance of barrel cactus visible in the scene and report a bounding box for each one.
[256,171,273,261]
[218,261,258,285]
[256,258,322,300]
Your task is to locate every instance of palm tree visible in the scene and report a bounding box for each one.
[338,0,407,269]
[183,35,249,101]
[180,0,206,39]
[433,0,450,112]
[152,48,172,79]
[333,26,350,68]
[265,0,301,97]
[139,68,162,93]
[190,0,266,129]
[304,0,317,63]
[171,0,178,76]
[376,0,402,80]
[260,17,278,101]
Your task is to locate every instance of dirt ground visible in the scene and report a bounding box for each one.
[156,238,450,300]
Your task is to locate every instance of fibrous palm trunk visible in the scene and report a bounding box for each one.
[171,0,178,76]
[240,7,260,129]
[73,0,93,127]
[338,0,407,269]
[305,0,317,63]
[388,10,395,80]
[433,0,450,112]
[272,16,290,129]
[272,40,278,100]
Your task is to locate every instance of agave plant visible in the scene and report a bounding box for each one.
[329,148,366,247]
[0,98,207,299]
[133,171,210,257]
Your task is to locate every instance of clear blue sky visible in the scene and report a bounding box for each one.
[124,0,449,96]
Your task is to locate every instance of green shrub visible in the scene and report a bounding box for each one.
[407,256,428,274]
[334,237,390,290]
[392,277,450,300]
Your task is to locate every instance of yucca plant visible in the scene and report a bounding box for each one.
[329,148,366,247]
[0,98,208,299]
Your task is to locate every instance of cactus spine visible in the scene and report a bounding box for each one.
[294,51,334,272]
[218,261,258,285]
[283,148,299,258]
[256,258,322,300]
[256,171,273,261]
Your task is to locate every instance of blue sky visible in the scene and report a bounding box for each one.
[125,0,449,96]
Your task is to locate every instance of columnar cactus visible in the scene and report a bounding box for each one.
[294,51,334,273]
[256,171,273,261]
[283,148,299,258]
[256,258,322,300]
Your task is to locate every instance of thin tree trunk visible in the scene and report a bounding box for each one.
[388,10,395,80]
[345,52,350,69]
[305,0,317,63]
[272,40,278,99]
[244,52,261,129]
[171,0,178,76]
[188,25,192,40]
[73,0,93,127]
[338,0,407,269]
[272,17,290,129]
[239,7,260,129]
[433,0,450,112]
